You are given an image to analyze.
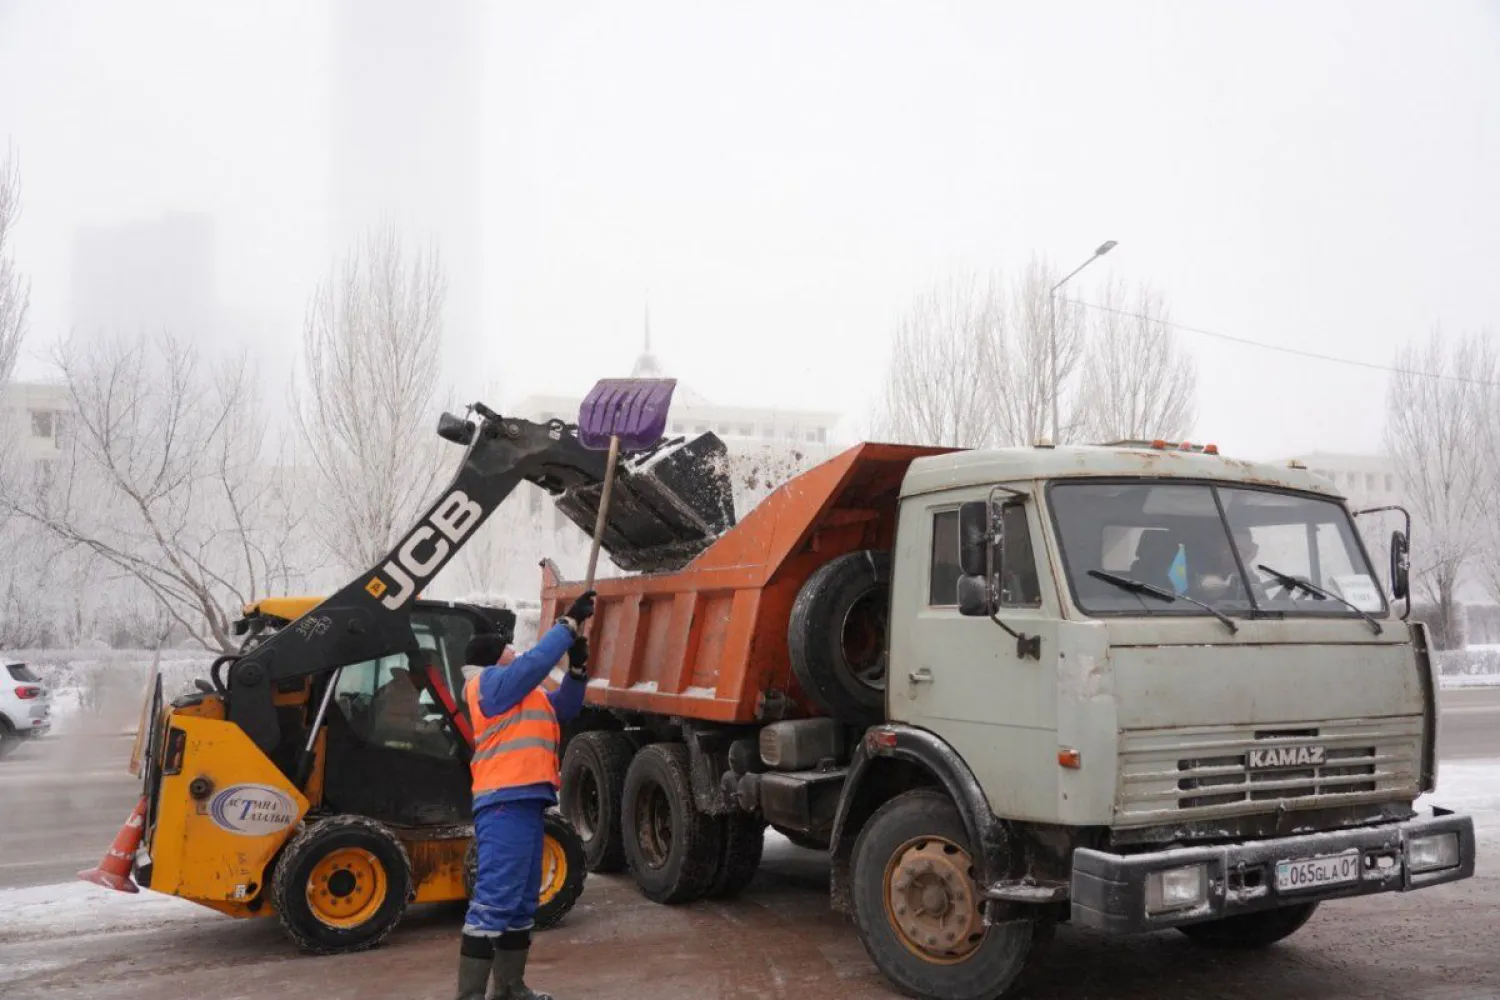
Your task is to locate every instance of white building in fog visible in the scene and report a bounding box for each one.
[1284,451,1401,510]
[1,381,71,464]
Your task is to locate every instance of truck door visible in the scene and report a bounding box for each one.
[887,490,1064,824]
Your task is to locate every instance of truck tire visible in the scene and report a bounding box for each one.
[271,815,413,955]
[1178,902,1319,949]
[560,730,635,872]
[621,743,723,904]
[788,550,891,726]
[708,814,765,899]
[462,811,588,930]
[851,789,1032,1000]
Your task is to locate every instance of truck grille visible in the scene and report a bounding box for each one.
[1118,718,1421,827]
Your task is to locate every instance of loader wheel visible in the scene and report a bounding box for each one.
[1178,902,1319,949]
[561,730,635,872]
[621,743,723,904]
[788,550,891,726]
[460,812,588,930]
[852,790,1032,1000]
[271,815,412,955]
[708,813,766,899]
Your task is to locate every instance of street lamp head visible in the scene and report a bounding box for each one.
[1095,240,1118,256]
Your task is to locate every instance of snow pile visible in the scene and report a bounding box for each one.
[0,881,217,945]
[1421,759,1500,840]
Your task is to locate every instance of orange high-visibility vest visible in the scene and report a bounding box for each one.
[464,675,561,798]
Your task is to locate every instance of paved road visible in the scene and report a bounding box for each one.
[1438,686,1500,760]
[3,691,1500,999]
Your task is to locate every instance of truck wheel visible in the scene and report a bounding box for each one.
[708,814,765,899]
[271,815,413,955]
[461,812,588,930]
[561,730,635,872]
[621,743,723,904]
[852,790,1031,1000]
[1178,902,1319,949]
[788,550,891,726]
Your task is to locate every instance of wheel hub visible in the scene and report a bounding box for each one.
[885,838,984,961]
[306,847,387,929]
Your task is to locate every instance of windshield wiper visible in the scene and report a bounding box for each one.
[1088,570,1238,633]
[1256,564,1382,634]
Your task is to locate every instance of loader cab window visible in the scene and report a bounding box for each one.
[332,646,452,759]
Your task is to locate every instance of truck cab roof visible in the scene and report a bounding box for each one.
[900,443,1340,500]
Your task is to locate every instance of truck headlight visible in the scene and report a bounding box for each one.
[1145,863,1208,914]
[1408,833,1460,873]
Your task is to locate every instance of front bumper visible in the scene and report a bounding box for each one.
[1071,810,1476,934]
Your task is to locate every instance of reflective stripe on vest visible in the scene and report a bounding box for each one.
[465,675,560,799]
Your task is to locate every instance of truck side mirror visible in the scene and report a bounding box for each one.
[1390,530,1409,600]
[958,501,989,577]
[957,574,993,617]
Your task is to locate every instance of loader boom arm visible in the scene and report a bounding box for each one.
[225,407,732,754]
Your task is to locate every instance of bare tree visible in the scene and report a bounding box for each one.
[295,224,449,572]
[1386,329,1493,649]
[3,334,311,652]
[0,144,27,390]
[988,259,1091,446]
[873,275,998,447]
[1074,280,1196,443]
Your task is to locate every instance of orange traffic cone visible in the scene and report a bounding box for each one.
[78,795,146,894]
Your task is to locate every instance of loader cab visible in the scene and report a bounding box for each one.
[232,598,515,829]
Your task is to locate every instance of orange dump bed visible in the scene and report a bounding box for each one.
[540,443,953,724]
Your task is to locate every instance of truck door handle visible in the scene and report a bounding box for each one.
[908,669,933,684]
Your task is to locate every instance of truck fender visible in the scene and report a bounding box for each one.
[828,724,1012,912]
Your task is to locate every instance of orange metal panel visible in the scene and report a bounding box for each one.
[541,443,956,724]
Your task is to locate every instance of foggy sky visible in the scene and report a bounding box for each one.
[1,0,1497,460]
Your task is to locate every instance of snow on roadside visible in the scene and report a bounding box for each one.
[0,880,220,945]
[1440,674,1500,689]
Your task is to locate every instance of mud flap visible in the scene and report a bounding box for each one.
[554,434,736,572]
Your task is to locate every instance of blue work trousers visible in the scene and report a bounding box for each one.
[463,799,547,936]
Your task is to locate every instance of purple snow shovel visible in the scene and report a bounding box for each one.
[577,377,678,589]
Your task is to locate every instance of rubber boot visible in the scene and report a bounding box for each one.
[490,945,553,1000]
[457,934,496,1000]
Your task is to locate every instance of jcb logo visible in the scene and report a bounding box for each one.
[366,490,483,610]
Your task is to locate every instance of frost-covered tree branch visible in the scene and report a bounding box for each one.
[1386,329,1492,649]
[0,144,27,391]
[2,334,310,652]
[295,223,450,572]
[1074,281,1196,443]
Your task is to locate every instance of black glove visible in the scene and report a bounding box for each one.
[567,636,589,679]
[564,590,597,626]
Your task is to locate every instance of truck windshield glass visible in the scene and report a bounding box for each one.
[1051,481,1384,619]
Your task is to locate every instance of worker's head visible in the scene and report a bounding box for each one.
[464,632,507,667]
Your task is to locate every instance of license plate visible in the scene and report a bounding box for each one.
[1275,850,1361,892]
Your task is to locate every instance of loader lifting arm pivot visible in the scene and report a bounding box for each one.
[224,404,734,756]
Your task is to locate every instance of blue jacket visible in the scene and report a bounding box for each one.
[472,622,586,810]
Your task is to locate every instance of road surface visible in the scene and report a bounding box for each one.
[2,689,1499,999]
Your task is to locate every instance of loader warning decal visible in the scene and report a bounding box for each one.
[209,784,298,837]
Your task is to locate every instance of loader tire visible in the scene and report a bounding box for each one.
[461,811,588,930]
[621,743,723,904]
[271,815,412,955]
[708,813,765,899]
[788,550,891,726]
[561,730,636,872]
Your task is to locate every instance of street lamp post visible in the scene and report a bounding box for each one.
[1049,240,1118,443]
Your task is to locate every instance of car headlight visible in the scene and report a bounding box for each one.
[1145,863,1209,914]
[1408,832,1460,873]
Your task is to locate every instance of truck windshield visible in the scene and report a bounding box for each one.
[1051,481,1386,619]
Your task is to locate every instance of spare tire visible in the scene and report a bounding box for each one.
[788,550,891,725]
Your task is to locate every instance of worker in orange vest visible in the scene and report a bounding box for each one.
[456,591,595,1000]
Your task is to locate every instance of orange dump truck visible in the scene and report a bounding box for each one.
[540,437,1473,1000]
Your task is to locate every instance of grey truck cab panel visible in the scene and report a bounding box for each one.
[881,441,1472,931]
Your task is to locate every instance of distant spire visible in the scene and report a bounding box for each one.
[631,299,663,378]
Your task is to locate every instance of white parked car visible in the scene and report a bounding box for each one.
[0,662,51,757]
